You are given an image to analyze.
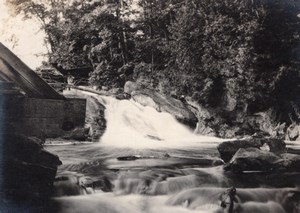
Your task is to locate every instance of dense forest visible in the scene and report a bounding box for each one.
[6,0,300,136]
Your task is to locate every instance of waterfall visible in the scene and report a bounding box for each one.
[82,91,223,148]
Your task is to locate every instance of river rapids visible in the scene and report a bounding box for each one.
[46,90,300,213]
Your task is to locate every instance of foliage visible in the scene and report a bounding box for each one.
[6,0,300,124]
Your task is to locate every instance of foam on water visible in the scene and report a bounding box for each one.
[52,193,217,213]
[80,91,224,149]
[52,186,298,213]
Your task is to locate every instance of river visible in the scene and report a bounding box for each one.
[45,91,300,213]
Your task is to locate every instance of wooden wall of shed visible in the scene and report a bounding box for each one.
[1,95,86,138]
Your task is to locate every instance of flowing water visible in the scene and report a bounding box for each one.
[46,91,300,213]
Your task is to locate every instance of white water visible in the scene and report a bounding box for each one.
[82,91,224,149]
[48,89,300,213]
[52,187,296,213]
[53,193,216,213]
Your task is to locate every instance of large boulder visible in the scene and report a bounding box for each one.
[224,148,281,172]
[218,137,286,162]
[218,139,262,163]
[274,153,300,171]
[1,134,61,200]
[131,89,198,129]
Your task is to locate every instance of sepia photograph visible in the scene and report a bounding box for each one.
[1,0,300,212]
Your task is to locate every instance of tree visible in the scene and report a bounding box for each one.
[131,0,180,89]
[6,0,300,126]
[7,0,137,88]
[166,0,265,108]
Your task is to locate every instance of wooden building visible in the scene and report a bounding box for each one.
[0,43,86,138]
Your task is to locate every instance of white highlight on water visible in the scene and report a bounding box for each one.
[82,91,225,148]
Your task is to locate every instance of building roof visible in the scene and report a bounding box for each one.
[0,42,64,100]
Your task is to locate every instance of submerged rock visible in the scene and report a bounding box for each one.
[117,153,170,161]
[218,137,286,163]
[117,156,140,161]
[146,134,163,141]
[224,148,281,172]
[53,175,86,196]
[115,93,131,100]
[53,174,95,197]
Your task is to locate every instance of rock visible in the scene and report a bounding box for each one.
[63,90,106,142]
[53,174,94,197]
[186,100,217,136]
[117,153,170,161]
[274,153,300,171]
[218,139,262,163]
[36,149,62,168]
[263,138,286,154]
[132,92,161,111]
[124,81,138,94]
[117,156,140,161]
[69,94,106,142]
[194,121,215,136]
[146,134,163,141]
[115,93,131,100]
[286,123,300,141]
[218,126,240,138]
[87,96,106,142]
[224,148,281,172]
[218,137,286,163]
[87,176,113,192]
[248,110,286,139]
[219,187,236,212]
[131,89,198,129]
[2,134,61,199]
[62,127,90,141]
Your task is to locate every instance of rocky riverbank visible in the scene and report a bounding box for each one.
[65,84,300,143]
[216,137,300,188]
[122,81,297,140]
[0,133,61,211]
[0,93,63,211]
